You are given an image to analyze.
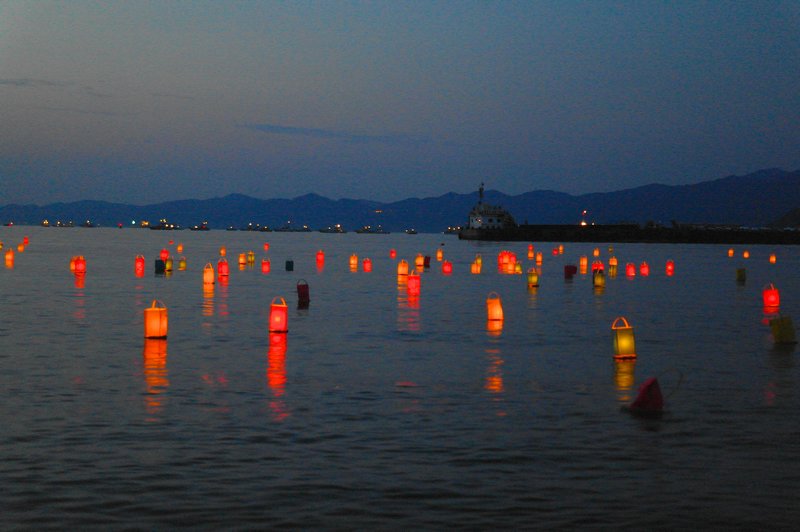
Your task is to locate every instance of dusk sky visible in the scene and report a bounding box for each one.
[1,1,798,206]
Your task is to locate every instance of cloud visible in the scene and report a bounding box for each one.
[242,122,434,146]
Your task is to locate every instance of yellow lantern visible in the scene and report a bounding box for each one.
[475,254,482,266]
[527,268,539,287]
[247,250,256,264]
[486,292,504,321]
[238,253,247,266]
[611,317,636,359]
[165,257,173,272]
[593,270,605,288]
[203,263,215,284]
[144,300,168,339]
[178,257,187,271]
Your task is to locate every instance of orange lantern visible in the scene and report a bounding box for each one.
[261,258,271,274]
[625,263,636,277]
[350,254,358,271]
[17,243,24,252]
[219,246,227,257]
[363,258,373,272]
[397,259,409,276]
[593,248,600,257]
[665,260,675,276]
[535,252,543,265]
[743,250,750,259]
[217,257,229,277]
[486,319,503,336]
[389,248,397,259]
[639,262,650,276]
[727,248,734,257]
[442,260,452,275]
[471,261,481,274]
[486,292,504,321]
[558,245,564,255]
[763,284,780,308]
[203,263,215,284]
[238,253,247,266]
[144,300,168,339]
[135,255,145,275]
[407,270,421,296]
[160,248,169,262]
[611,317,636,359]
[769,253,777,264]
[579,256,588,275]
[436,248,443,261]
[5,249,14,267]
[176,243,183,253]
[269,296,289,333]
[415,254,425,270]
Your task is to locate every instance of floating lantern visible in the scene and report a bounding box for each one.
[168,240,174,245]
[770,316,797,344]
[261,259,271,274]
[219,246,226,257]
[397,259,409,276]
[424,255,431,268]
[176,243,183,253]
[727,248,734,257]
[628,377,663,417]
[269,297,289,333]
[297,280,310,308]
[527,244,534,260]
[593,248,600,257]
[471,261,481,274]
[639,261,650,276]
[769,253,777,264]
[579,256,588,275]
[527,268,539,287]
[552,247,559,256]
[73,256,86,274]
[611,317,636,359]
[73,273,84,288]
[415,254,425,270]
[285,260,294,271]
[316,250,325,263]
[203,263,215,284]
[625,263,636,277]
[763,284,780,308]
[665,259,675,276]
[736,268,746,284]
[217,258,229,277]
[407,270,421,296]
[17,243,24,252]
[160,248,169,262]
[165,257,173,272]
[247,251,256,264]
[564,265,577,279]
[608,256,618,268]
[23,236,29,246]
[475,254,482,266]
[144,300,168,339]
[154,259,166,275]
[486,292,504,321]
[69,255,76,271]
[436,248,443,261]
[350,254,358,270]
[135,255,145,275]
[558,245,564,254]
[512,263,521,274]
[442,260,452,275]
[178,257,187,271]
[263,243,270,252]
[363,258,373,272]
[5,249,14,266]
[743,250,750,259]
[238,253,247,266]
[389,248,397,259]
[591,260,604,272]
[486,319,503,336]
[593,270,606,288]
[536,252,543,265]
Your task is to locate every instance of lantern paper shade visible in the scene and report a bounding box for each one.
[397,260,409,276]
[486,292,504,321]
[442,260,452,275]
[639,262,650,276]
[144,300,169,339]
[407,270,421,296]
[218,258,229,277]
[269,296,289,333]
[769,254,777,264]
[350,254,359,270]
[316,250,325,263]
[665,260,675,276]
[763,284,780,308]
[611,317,636,359]
[203,263,215,284]
[160,248,169,261]
[261,259,271,274]
[415,254,425,269]
[527,268,539,287]
[625,263,636,277]
[471,262,481,274]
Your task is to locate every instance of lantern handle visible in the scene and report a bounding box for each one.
[611,316,630,329]
[150,299,166,309]
[297,279,308,286]
[271,296,287,306]
[487,291,501,300]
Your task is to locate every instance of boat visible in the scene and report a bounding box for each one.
[190,222,210,231]
[355,225,390,234]
[404,228,418,235]
[275,222,312,232]
[149,219,182,230]
[458,183,800,244]
[319,224,347,233]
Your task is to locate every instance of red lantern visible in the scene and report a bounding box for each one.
[269,296,289,333]
[160,248,169,262]
[665,260,675,276]
[263,243,270,252]
[135,255,146,276]
[592,260,604,272]
[316,250,325,263]
[442,260,452,275]
[625,263,636,277]
[144,300,168,339]
[73,256,87,274]
[23,236,29,246]
[297,279,310,307]
[763,284,780,308]
[363,258,373,272]
[407,270,421,296]
[261,258,271,274]
[639,262,650,276]
[389,248,397,259]
[217,258,229,277]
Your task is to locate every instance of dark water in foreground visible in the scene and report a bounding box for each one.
[2,227,800,529]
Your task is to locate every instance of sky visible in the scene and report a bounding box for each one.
[1,1,798,205]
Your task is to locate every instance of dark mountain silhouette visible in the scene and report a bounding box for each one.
[1,168,798,232]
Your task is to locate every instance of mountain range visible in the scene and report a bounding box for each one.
[2,168,799,232]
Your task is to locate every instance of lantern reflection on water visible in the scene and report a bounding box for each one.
[144,300,168,339]
[267,332,288,394]
[593,270,605,289]
[143,338,169,415]
[770,316,797,344]
[614,359,636,402]
[269,297,289,333]
[611,317,636,359]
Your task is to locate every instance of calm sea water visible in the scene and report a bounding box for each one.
[2,226,799,529]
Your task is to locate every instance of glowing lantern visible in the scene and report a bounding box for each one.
[527,244,534,260]
[363,258,373,272]
[5,249,14,266]
[168,240,174,245]
[297,280,310,308]
[609,256,618,267]
[17,243,24,252]
[611,317,636,359]
[727,248,734,257]
[535,252,543,265]
[263,243,270,252]
[625,263,636,277]
[665,260,675,276]
[639,262,650,276]
[135,255,145,275]
[743,250,750,259]
[415,254,425,270]
[770,316,797,344]
[160,248,169,262]
[73,273,84,288]
[217,258,229,277]
[23,236,29,246]
[486,292,504,321]
[203,263,215,284]
[176,243,183,253]
[238,253,247,266]
[527,268,539,287]
[769,253,777,264]
[486,319,503,336]
[316,250,325,263]
[144,300,168,339]
[219,246,227,257]
[69,255,76,271]
[436,248,443,261]
[261,259,271,274]
[73,256,87,274]
[389,248,397,259]
[165,257,173,272]
[407,270,421,296]
[247,251,256,264]
[593,248,600,257]
[397,259,409,276]
[350,254,359,270]
[593,270,606,288]
[475,254,482,266]
[579,256,588,275]
[552,247,559,256]
[592,260,604,272]
[269,297,289,333]
[178,257,187,271]
[763,284,780,308]
[558,245,564,254]
[442,260,452,275]
[471,261,481,274]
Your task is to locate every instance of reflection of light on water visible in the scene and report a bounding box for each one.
[143,339,169,419]
[73,286,85,320]
[202,286,214,317]
[267,333,290,421]
[485,346,506,416]
[397,289,421,332]
[614,360,636,403]
[217,283,229,317]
